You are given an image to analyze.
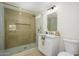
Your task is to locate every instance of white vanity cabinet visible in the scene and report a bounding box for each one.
[38,34,46,54]
[37,8,59,56]
[44,35,60,56]
[38,34,60,56]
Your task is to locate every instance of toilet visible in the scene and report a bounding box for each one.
[58,38,79,56]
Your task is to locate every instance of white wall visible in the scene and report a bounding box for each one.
[56,2,79,51]
[0,4,5,50]
[36,14,43,34]
[42,12,47,32]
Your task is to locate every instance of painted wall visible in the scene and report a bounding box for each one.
[57,2,79,51]
[36,13,47,34]
[36,14,43,34]
[0,4,5,50]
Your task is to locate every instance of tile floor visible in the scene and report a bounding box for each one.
[12,48,44,56]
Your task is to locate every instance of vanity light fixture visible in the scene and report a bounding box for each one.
[46,5,57,15]
[48,5,56,10]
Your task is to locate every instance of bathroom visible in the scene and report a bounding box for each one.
[0,2,79,56]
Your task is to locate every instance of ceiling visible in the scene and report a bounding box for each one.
[6,2,55,15]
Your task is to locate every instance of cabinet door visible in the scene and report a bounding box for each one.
[44,37,60,56]
[38,35,45,54]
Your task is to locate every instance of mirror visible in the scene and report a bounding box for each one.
[47,12,57,31]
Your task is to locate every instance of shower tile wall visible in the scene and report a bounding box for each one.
[4,8,36,49]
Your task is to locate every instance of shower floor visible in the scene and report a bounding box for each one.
[0,43,36,56]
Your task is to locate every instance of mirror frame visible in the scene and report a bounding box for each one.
[46,9,57,31]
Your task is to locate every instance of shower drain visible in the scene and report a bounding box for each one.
[24,47,27,49]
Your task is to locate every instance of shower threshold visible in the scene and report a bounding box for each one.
[0,43,36,56]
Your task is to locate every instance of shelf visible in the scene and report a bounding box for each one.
[16,23,31,25]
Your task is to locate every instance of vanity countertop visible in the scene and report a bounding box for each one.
[38,33,60,38]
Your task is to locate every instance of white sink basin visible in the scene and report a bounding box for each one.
[39,33,46,36]
[46,34,59,38]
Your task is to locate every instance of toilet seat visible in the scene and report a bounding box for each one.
[58,52,74,56]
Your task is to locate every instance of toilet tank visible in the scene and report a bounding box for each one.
[63,39,79,55]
